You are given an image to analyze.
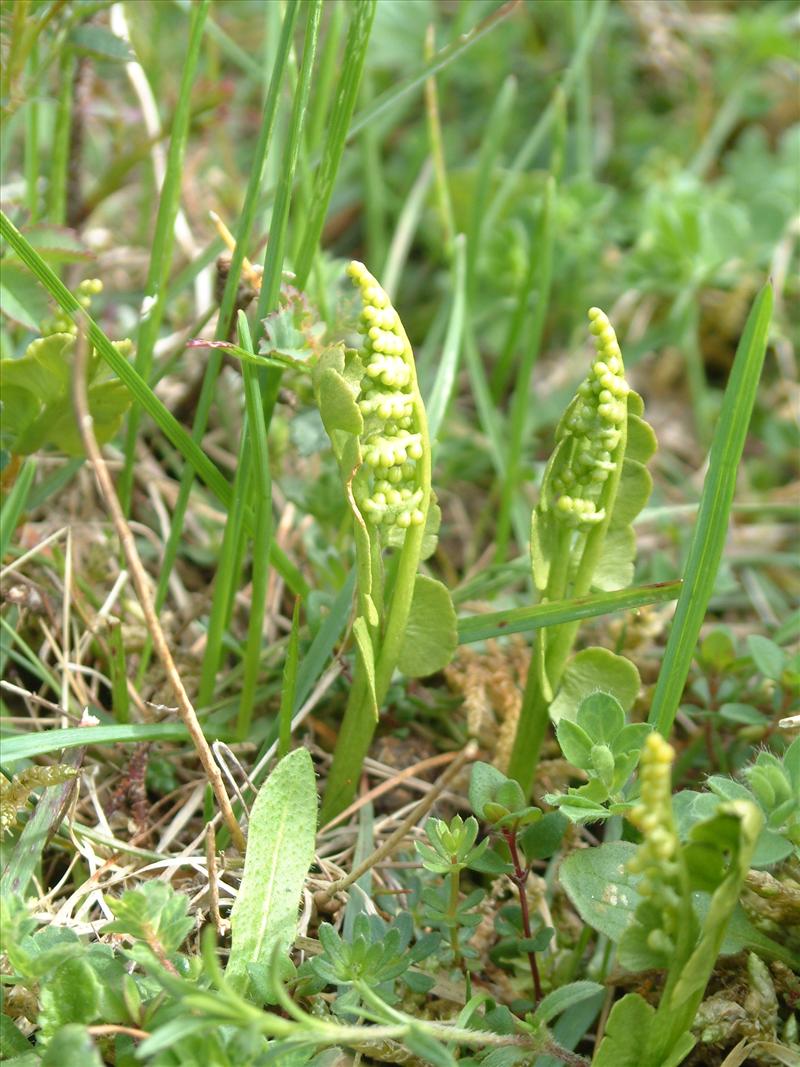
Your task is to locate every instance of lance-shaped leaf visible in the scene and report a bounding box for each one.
[226,748,317,996]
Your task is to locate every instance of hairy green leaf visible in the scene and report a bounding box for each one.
[549,647,640,724]
[227,748,317,997]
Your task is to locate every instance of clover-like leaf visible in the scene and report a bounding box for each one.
[550,648,640,725]
[576,691,626,744]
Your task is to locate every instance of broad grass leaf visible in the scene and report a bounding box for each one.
[227,748,317,997]
[397,575,457,677]
[549,647,640,724]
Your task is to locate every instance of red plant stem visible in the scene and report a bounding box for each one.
[503,827,542,1003]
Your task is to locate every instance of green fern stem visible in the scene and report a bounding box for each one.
[507,308,630,794]
[320,264,432,822]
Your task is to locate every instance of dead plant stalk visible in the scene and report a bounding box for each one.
[71,332,246,852]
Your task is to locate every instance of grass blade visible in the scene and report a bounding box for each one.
[2,745,84,897]
[349,0,519,141]
[0,213,306,603]
[0,722,193,764]
[466,73,517,297]
[119,0,210,511]
[143,0,302,681]
[457,580,682,645]
[483,0,607,235]
[235,313,273,740]
[495,175,556,559]
[0,211,230,506]
[0,458,36,563]
[293,0,377,289]
[648,283,773,738]
[254,0,323,330]
[427,234,467,443]
[196,438,253,709]
[48,48,75,225]
[198,1,320,711]
[277,599,301,760]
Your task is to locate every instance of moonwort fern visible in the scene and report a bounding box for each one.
[318,263,456,821]
[507,308,657,794]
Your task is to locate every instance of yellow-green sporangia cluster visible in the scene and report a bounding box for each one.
[627,732,682,956]
[0,765,79,837]
[41,277,103,336]
[552,307,630,527]
[347,261,426,531]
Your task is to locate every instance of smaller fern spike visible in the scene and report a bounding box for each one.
[0,765,79,837]
[627,733,682,957]
[41,278,103,337]
[347,261,430,532]
[551,307,629,528]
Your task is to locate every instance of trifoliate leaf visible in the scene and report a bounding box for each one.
[555,719,593,770]
[549,647,640,724]
[577,691,626,744]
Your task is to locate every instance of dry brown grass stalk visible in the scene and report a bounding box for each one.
[71,331,245,852]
